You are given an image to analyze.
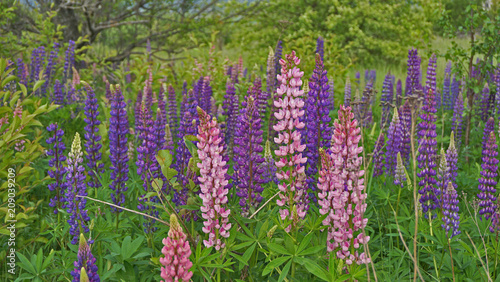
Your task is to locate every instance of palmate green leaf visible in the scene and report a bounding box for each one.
[301,257,329,281]
[299,245,325,256]
[268,243,292,255]
[278,259,292,282]
[41,250,55,272]
[35,248,43,273]
[228,251,249,268]
[297,232,313,254]
[32,80,45,93]
[16,252,36,275]
[241,242,256,264]
[262,256,291,276]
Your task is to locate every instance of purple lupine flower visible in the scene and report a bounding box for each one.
[372,133,385,177]
[451,92,464,150]
[134,90,144,135]
[436,149,450,207]
[451,74,459,107]
[406,48,421,97]
[71,234,99,282]
[446,131,458,190]
[109,85,129,211]
[180,81,188,115]
[425,54,437,107]
[251,77,266,116]
[394,152,406,187]
[303,54,332,200]
[82,83,104,190]
[144,68,154,110]
[274,51,308,229]
[53,79,64,105]
[385,108,403,175]
[274,40,283,86]
[441,182,460,238]
[443,62,452,110]
[344,76,351,107]
[196,107,232,250]
[396,79,403,108]
[65,133,91,244]
[262,139,278,185]
[495,65,500,117]
[417,89,439,218]
[30,46,46,90]
[46,123,67,213]
[355,71,360,89]
[167,85,178,131]
[165,124,174,152]
[125,64,131,84]
[478,131,498,220]
[491,207,500,233]
[482,117,495,152]
[42,42,60,96]
[193,77,203,108]
[316,36,324,62]
[154,108,167,151]
[381,72,394,128]
[136,103,160,233]
[201,77,212,113]
[233,96,265,214]
[222,81,239,153]
[266,48,277,94]
[63,41,75,84]
[480,83,491,122]
[157,84,167,123]
[16,58,28,87]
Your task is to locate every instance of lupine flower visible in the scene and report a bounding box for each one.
[41,42,59,96]
[54,79,64,105]
[355,71,360,89]
[385,108,403,175]
[395,79,403,108]
[344,76,351,107]
[425,54,437,107]
[495,66,500,117]
[478,131,498,220]
[480,83,491,121]
[417,89,439,218]
[109,85,129,211]
[317,106,370,265]
[46,123,67,213]
[491,207,500,233]
[222,81,239,154]
[200,77,212,113]
[234,96,265,214]
[71,234,99,282]
[196,107,231,250]
[262,139,278,185]
[165,124,174,152]
[266,47,277,94]
[451,74,459,106]
[441,182,460,238]
[16,58,27,87]
[274,40,283,85]
[63,41,75,84]
[446,132,458,189]
[167,85,178,132]
[65,133,91,244]
[82,83,104,190]
[381,72,394,127]
[436,149,450,207]
[372,133,385,177]
[303,54,332,200]
[482,117,495,152]
[273,51,308,227]
[251,77,266,116]
[406,48,421,97]
[158,84,167,124]
[160,214,193,282]
[316,36,324,62]
[442,62,452,110]
[451,92,464,150]
[30,46,45,91]
[394,152,406,188]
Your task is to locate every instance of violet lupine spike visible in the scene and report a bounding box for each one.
[233,96,265,214]
[30,46,45,90]
[425,54,437,107]
[385,108,403,175]
[482,117,495,152]
[316,36,324,62]
[406,48,421,97]
[446,131,458,190]
[167,84,178,131]
[443,62,452,111]
[355,71,360,89]
[480,83,491,122]
[63,41,75,84]
[252,77,266,116]
[417,89,439,218]
[496,65,500,117]
[144,68,154,110]
[491,207,500,233]
[381,73,394,128]
[262,139,278,185]
[200,77,212,114]
[451,92,464,150]
[158,84,167,124]
[160,214,193,282]
[436,149,450,207]
[274,51,308,228]
[396,79,403,108]
[42,42,59,96]
[344,76,351,107]
[82,83,104,190]
[179,81,188,115]
[196,107,232,250]
[478,131,498,220]
[71,234,99,282]
[317,106,370,265]
[274,40,283,86]
[303,54,332,201]
[441,182,460,238]
[372,133,385,178]
[451,74,459,107]
[65,133,91,245]
[46,123,67,214]
[222,81,239,154]
[16,58,28,87]
[172,112,196,206]
[53,79,64,105]
[394,152,406,188]
[193,77,204,108]
[165,124,174,152]
[109,85,129,211]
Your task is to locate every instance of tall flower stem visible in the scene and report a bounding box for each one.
[410,103,419,281]
[447,238,456,282]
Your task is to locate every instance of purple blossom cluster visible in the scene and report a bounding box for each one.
[451,92,464,149]
[478,131,498,220]
[372,133,385,177]
[71,234,99,282]
[425,54,437,107]
[385,109,403,175]
[406,48,421,97]
[46,123,67,213]
[441,182,460,238]
[83,84,104,190]
[381,72,394,128]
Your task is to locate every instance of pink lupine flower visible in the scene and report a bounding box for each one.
[273,51,308,229]
[196,107,232,250]
[317,105,370,265]
[160,214,193,282]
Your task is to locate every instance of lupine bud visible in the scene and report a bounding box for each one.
[442,62,452,110]
[71,234,99,282]
[446,132,458,190]
[436,149,450,207]
[160,214,193,282]
[344,76,351,107]
[394,152,406,187]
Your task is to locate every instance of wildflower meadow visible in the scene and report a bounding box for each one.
[1,0,500,281]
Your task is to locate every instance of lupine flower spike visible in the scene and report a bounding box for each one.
[273,51,308,228]
[71,234,99,282]
[446,131,458,189]
[318,105,370,265]
[478,131,498,220]
[441,182,460,238]
[46,123,67,213]
[196,107,232,250]
[160,214,193,282]
[394,152,406,188]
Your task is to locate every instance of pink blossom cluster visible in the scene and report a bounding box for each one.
[196,107,231,250]
[273,51,308,227]
[160,214,193,282]
[317,105,370,265]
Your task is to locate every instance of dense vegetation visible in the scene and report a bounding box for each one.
[1,0,500,281]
